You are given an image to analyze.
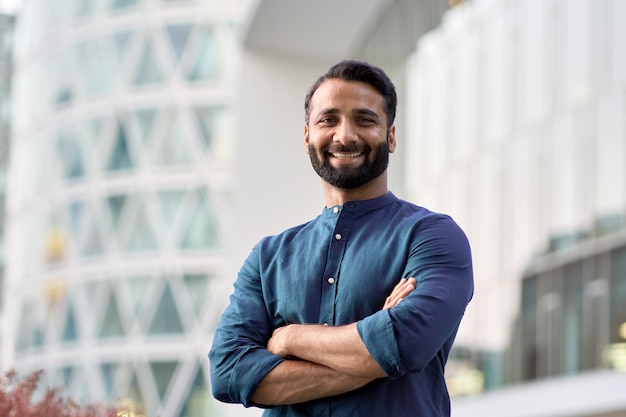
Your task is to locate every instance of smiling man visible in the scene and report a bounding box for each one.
[209,60,474,417]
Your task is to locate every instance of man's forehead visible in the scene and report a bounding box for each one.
[310,79,385,108]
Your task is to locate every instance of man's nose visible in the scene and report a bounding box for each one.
[333,120,358,145]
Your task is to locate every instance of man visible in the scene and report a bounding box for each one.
[209,60,474,416]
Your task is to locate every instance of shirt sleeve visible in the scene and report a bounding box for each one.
[208,244,284,407]
[356,214,474,378]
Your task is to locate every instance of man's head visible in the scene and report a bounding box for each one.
[304,60,397,191]
[304,60,397,129]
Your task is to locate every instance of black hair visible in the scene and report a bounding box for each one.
[304,59,397,128]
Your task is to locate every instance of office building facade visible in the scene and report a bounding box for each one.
[2,1,248,416]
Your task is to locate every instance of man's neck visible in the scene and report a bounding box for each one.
[321,174,389,208]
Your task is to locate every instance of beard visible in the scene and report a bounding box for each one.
[308,141,390,189]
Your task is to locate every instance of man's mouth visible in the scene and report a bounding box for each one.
[330,152,363,159]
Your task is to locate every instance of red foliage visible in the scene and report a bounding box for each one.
[0,369,135,417]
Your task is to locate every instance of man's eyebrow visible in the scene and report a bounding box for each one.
[353,108,380,118]
[316,108,339,118]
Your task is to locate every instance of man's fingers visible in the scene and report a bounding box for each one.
[382,278,416,310]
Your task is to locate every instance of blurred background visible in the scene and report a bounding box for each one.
[0,0,625,416]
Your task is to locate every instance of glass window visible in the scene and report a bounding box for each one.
[150,361,178,400]
[62,297,78,342]
[110,0,139,10]
[520,275,537,380]
[148,281,184,335]
[99,289,125,338]
[611,247,626,343]
[77,38,114,96]
[133,38,163,86]
[193,105,223,150]
[107,194,127,230]
[133,108,157,144]
[187,26,220,82]
[127,276,152,317]
[180,366,216,417]
[562,261,583,374]
[123,199,158,252]
[81,209,105,257]
[183,274,208,318]
[180,193,218,250]
[107,121,134,171]
[157,190,184,234]
[57,126,85,180]
[164,24,193,65]
[126,371,147,415]
[151,112,191,166]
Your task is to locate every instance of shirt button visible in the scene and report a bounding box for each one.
[327,277,335,284]
[335,233,342,240]
[333,207,339,214]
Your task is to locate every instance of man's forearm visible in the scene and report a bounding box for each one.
[250,359,373,406]
[266,278,416,379]
[267,323,387,378]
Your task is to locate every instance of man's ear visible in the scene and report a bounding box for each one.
[304,124,310,153]
[388,125,397,153]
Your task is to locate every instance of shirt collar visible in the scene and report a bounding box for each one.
[322,192,397,218]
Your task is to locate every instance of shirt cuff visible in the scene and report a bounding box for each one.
[357,310,402,378]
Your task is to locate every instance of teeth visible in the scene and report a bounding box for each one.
[332,152,361,159]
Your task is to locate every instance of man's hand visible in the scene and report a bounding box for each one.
[267,326,292,358]
[382,277,416,310]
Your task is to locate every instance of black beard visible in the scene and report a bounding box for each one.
[308,141,389,189]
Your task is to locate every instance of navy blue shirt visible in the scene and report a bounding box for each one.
[209,192,473,416]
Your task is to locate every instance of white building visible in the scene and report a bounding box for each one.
[2,1,249,416]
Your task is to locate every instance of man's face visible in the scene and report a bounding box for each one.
[304,79,396,189]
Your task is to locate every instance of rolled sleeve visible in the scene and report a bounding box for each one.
[358,215,473,378]
[357,310,403,378]
[209,246,282,407]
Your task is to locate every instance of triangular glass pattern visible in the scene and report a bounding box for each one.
[57,129,85,179]
[62,298,78,342]
[148,281,184,335]
[126,276,152,317]
[17,298,39,350]
[99,289,125,338]
[126,371,146,415]
[113,30,133,67]
[107,122,134,171]
[180,193,218,250]
[156,190,184,233]
[187,30,219,82]
[133,38,163,86]
[68,201,83,238]
[107,194,127,230]
[123,200,158,252]
[193,105,224,150]
[152,113,191,166]
[149,361,178,400]
[101,363,115,400]
[111,0,138,10]
[179,366,210,417]
[82,214,105,257]
[183,274,208,318]
[134,108,157,144]
[164,24,193,65]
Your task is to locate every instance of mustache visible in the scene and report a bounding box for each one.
[323,144,368,154]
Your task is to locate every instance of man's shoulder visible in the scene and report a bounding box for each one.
[256,216,322,247]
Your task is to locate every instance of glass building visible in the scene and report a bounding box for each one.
[2,0,249,416]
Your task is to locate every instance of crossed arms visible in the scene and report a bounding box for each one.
[250,277,416,406]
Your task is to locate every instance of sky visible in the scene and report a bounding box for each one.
[0,0,21,14]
